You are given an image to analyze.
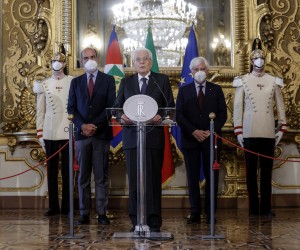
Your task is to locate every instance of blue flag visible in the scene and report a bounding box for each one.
[171,25,198,155]
[179,25,198,87]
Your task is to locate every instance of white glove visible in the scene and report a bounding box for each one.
[39,137,46,151]
[237,134,244,148]
[275,131,283,146]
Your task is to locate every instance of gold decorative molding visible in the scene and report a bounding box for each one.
[0,150,45,192]
[260,1,300,131]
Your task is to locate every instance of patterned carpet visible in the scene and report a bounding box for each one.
[0,208,299,249]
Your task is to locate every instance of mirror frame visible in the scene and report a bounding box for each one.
[65,0,248,82]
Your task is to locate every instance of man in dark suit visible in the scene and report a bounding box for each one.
[114,47,175,232]
[67,47,116,225]
[176,56,227,224]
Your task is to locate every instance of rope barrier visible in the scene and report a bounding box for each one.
[0,141,69,181]
[1,133,299,181]
[215,133,300,163]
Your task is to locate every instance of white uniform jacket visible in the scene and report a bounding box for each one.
[33,76,73,140]
[233,73,287,138]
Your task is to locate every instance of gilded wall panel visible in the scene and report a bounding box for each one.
[260,0,300,130]
[1,0,55,132]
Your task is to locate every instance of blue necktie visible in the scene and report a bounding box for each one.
[141,78,147,94]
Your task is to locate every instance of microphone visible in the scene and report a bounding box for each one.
[150,75,174,125]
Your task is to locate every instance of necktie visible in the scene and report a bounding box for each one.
[198,84,204,109]
[88,74,94,97]
[141,78,147,94]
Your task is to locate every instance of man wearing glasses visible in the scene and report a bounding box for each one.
[114,47,175,233]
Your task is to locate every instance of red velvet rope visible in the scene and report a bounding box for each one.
[0,141,70,181]
[215,133,300,163]
[1,133,298,181]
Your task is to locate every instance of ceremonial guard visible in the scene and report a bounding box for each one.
[233,39,287,217]
[33,52,73,216]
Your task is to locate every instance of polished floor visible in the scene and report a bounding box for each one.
[0,208,299,249]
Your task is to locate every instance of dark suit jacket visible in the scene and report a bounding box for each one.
[114,71,175,150]
[67,70,116,141]
[176,81,227,149]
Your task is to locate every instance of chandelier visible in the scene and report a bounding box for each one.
[157,37,188,66]
[122,37,188,67]
[113,0,197,49]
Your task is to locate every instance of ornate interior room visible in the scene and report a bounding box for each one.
[0,0,299,248]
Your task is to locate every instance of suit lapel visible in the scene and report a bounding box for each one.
[203,81,213,107]
[146,74,156,96]
[81,74,90,99]
[132,74,140,94]
[91,73,102,100]
[188,82,199,107]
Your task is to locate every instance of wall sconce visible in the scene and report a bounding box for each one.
[122,38,142,67]
[211,34,231,66]
[82,34,102,51]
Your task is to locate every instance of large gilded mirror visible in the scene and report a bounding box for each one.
[67,0,248,77]
[74,0,231,68]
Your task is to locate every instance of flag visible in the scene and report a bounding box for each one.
[104,26,125,154]
[170,25,204,181]
[145,26,175,185]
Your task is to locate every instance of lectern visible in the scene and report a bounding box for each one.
[107,94,175,240]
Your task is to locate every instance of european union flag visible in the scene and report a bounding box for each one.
[179,25,198,87]
[172,25,198,153]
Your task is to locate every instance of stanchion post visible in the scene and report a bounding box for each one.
[209,112,216,236]
[68,114,74,237]
[201,112,225,240]
[58,114,84,239]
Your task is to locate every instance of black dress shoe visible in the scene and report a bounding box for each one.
[60,210,70,217]
[77,215,90,225]
[249,212,259,217]
[186,214,201,225]
[44,209,59,216]
[187,217,200,225]
[249,209,259,217]
[98,214,110,225]
[206,217,217,224]
[150,227,160,232]
[260,211,275,217]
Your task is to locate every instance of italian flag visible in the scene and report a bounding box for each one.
[104,26,125,153]
[145,26,175,185]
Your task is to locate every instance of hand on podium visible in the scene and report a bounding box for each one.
[151,114,162,125]
[120,114,134,125]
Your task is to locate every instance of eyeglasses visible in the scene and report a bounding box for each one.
[134,57,151,63]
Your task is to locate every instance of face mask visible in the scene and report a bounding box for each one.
[194,71,207,83]
[253,58,265,68]
[84,59,98,73]
[52,61,63,71]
